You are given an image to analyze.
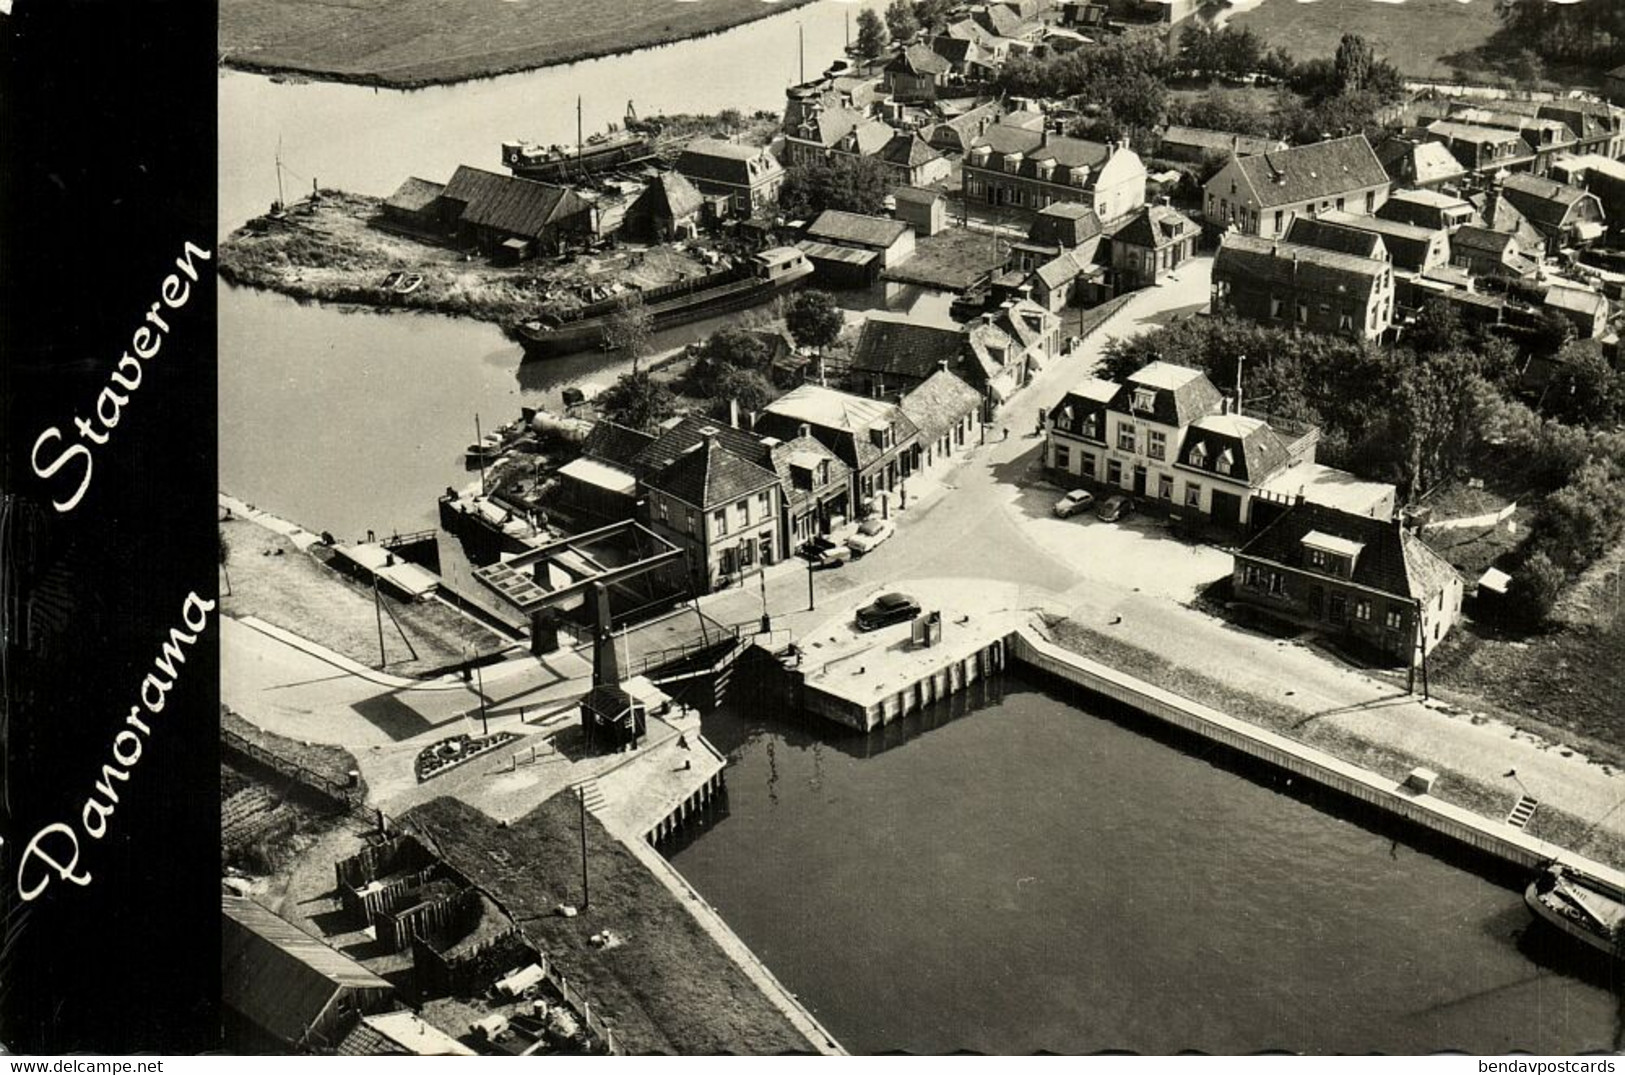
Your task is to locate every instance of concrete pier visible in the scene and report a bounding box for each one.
[1008,626,1625,888]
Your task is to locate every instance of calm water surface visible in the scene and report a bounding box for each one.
[669,676,1625,1054]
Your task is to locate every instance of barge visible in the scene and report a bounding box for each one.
[502,132,653,182]
[514,246,813,360]
[1525,863,1625,959]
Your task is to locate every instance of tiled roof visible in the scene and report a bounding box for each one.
[632,414,771,473]
[581,420,656,467]
[631,171,704,223]
[1027,201,1103,248]
[1034,246,1101,290]
[759,384,920,471]
[1226,135,1389,210]
[880,132,944,168]
[441,166,591,240]
[1378,188,1474,230]
[1213,234,1388,303]
[888,43,951,77]
[808,209,910,249]
[1471,188,1547,249]
[1239,501,1459,601]
[850,313,967,382]
[1545,284,1607,316]
[1425,119,1528,147]
[1375,138,1467,186]
[901,368,982,442]
[1113,204,1198,250]
[1162,126,1283,157]
[1499,173,1596,228]
[893,185,944,206]
[1285,216,1386,260]
[1107,361,1224,428]
[788,105,865,148]
[971,123,1117,176]
[1318,210,1443,273]
[675,140,783,188]
[841,118,897,157]
[384,176,444,214]
[1178,413,1291,485]
[644,437,780,509]
[769,434,848,511]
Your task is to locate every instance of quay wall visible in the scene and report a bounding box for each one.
[802,636,1008,732]
[1006,627,1625,887]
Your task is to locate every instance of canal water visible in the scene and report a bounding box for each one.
[669,674,1624,1054]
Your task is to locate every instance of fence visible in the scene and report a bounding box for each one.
[221,727,359,812]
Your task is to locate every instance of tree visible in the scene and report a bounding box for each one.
[597,370,676,432]
[912,0,955,31]
[1217,26,1263,80]
[604,294,653,371]
[1170,89,1276,137]
[1513,550,1567,625]
[1334,33,1375,93]
[708,367,776,420]
[1542,341,1625,428]
[1407,298,1468,359]
[1178,24,1220,79]
[1260,45,1295,84]
[786,290,845,354]
[885,0,919,44]
[856,9,889,61]
[778,155,892,219]
[686,326,773,398]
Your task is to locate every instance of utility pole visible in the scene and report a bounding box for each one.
[759,562,772,634]
[577,95,584,161]
[475,655,489,737]
[579,787,591,910]
[1235,353,1245,416]
[807,554,815,611]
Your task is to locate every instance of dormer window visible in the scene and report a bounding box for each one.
[1131,387,1156,413]
[1035,158,1055,180]
[1189,441,1208,467]
[1301,531,1364,579]
[1003,151,1023,175]
[1216,448,1234,476]
[970,145,991,166]
[1071,166,1090,188]
[1082,413,1099,440]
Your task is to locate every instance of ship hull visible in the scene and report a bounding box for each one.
[516,264,812,361]
[1524,870,1625,959]
[508,138,652,182]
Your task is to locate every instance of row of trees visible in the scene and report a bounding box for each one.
[855,0,961,62]
[996,29,1175,146]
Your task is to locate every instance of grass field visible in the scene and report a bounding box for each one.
[404,795,814,1055]
[220,0,820,87]
[1228,0,1507,82]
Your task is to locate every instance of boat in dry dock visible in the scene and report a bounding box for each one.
[513,246,813,360]
[1525,863,1625,958]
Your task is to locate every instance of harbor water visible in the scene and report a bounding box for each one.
[669,674,1624,1054]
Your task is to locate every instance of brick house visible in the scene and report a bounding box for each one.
[1423,120,1535,176]
[849,301,1060,413]
[1448,225,1538,280]
[1496,173,1607,253]
[885,44,952,102]
[434,166,598,258]
[674,140,786,216]
[1374,136,1468,191]
[1109,202,1200,290]
[1202,135,1390,240]
[1313,210,1450,275]
[877,131,951,188]
[963,124,1147,223]
[1211,234,1396,341]
[1377,189,1477,232]
[768,430,852,550]
[900,369,983,478]
[756,385,921,511]
[1232,502,1463,665]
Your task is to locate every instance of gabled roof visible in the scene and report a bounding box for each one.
[1162,125,1284,157]
[581,419,656,467]
[1213,234,1388,303]
[996,298,1057,351]
[1027,201,1103,248]
[1107,361,1224,428]
[1285,216,1387,260]
[1375,137,1467,187]
[888,42,951,77]
[1545,284,1607,317]
[808,209,910,248]
[850,313,967,382]
[1471,188,1547,250]
[1033,246,1102,291]
[222,896,393,1048]
[1223,135,1389,210]
[1425,119,1528,148]
[440,166,591,240]
[769,434,849,510]
[675,140,783,188]
[1113,204,1199,251]
[631,171,704,223]
[644,436,780,509]
[840,118,897,157]
[880,131,945,168]
[1178,413,1291,485]
[1499,173,1597,229]
[1238,501,1460,602]
[760,384,921,470]
[971,123,1118,174]
[1378,188,1475,230]
[385,176,445,214]
[788,105,866,148]
[901,368,982,442]
[632,414,771,474]
[1318,210,1443,273]
[893,185,944,206]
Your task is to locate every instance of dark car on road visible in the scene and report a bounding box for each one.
[1096,494,1135,522]
[855,592,921,632]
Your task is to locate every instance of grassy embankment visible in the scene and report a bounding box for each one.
[220,0,821,88]
[221,514,501,676]
[1044,616,1625,871]
[404,795,816,1055]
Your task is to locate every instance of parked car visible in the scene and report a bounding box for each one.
[1096,494,1135,522]
[846,517,896,555]
[1053,489,1095,518]
[801,538,852,569]
[856,592,922,632]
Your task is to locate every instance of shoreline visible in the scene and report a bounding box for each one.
[218,0,825,92]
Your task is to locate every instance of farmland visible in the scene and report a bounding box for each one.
[220,0,820,88]
[1227,0,1507,83]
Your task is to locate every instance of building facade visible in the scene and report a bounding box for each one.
[1202,135,1390,240]
[1212,234,1396,341]
[963,123,1147,223]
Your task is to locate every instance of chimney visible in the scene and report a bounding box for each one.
[729,399,740,429]
[938,358,950,372]
[1041,128,1050,148]
[1220,396,1230,415]
[799,422,811,439]
[981,312,994,325]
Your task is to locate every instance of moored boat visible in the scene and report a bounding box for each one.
[501,131,653,182]
[1524,863,1625,958]
[514,246,813,360]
